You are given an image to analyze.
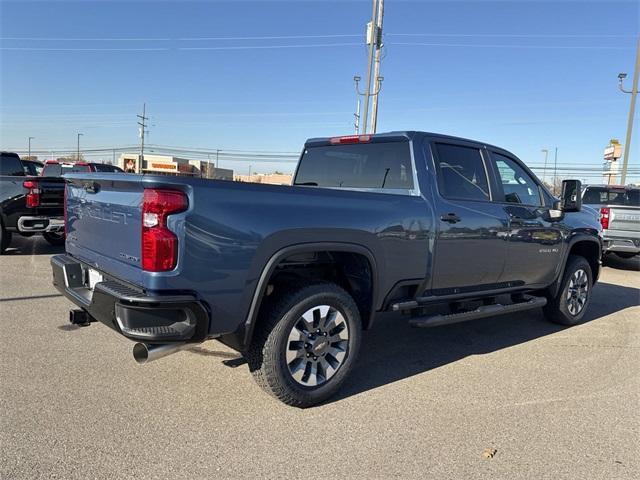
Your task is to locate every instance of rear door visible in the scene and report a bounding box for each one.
[66,175,145,284]
[428,141,509,293]
[488,151,563,286]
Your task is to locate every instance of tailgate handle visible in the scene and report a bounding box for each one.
[83,182,100,194]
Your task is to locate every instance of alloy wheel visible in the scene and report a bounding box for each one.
[285,305,349,387]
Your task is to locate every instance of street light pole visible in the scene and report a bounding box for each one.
[618,38,639,185]
[77,133,83,161]
[541,149,549,183]
[28,137,34,160]
[553,147,558,195]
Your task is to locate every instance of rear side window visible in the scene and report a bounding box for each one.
[294,142,414,190]
[434,143,490,201]
[492,153,542,206]
[1,154,25,176]
[583,187,640,206]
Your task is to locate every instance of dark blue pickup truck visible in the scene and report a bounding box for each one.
[51,131,602,407]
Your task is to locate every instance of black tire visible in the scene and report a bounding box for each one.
[543,255,593,326]
[42,232,65,246]
[0,222,11,254]
[246,283,362,408]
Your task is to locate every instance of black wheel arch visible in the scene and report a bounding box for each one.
[548,234,602,298]
[231,242,379,352]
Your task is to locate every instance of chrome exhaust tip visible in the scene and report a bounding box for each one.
[133,342,188,364]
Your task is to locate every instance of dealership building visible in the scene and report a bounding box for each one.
[118,153,233,180]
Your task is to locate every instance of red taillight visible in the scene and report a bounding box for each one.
[23,180,40,208]
[141,189,188,272]
[599,207,610,230]
[329,135,371,145]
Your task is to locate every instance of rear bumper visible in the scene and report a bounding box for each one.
[51,254,210,343]
[18,216,64,233]
[602,235,640,255]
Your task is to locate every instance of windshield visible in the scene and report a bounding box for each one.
[583,187,640,206]
[294,141,413,190]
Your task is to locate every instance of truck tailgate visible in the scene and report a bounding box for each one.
[66,175,145,284]
[609,206,640,234]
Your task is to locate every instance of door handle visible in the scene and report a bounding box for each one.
[440,213,461,224]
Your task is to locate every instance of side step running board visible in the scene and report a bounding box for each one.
[408,296,547,328]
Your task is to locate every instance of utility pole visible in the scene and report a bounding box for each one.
[77,133,83,161]
[137,103,148,174]
[28,137,34,160]
[216,149,220,168]
[618,38,639,185]
[370,0,385,133]
[541,149,549,183]
[553,147,558,195]
[353,0,382,134]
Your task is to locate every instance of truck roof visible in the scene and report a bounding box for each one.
[305,131,516,155]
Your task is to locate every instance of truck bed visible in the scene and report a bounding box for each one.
[64,172,430,336]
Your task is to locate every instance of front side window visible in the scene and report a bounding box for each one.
[434,143,490,201]
[492,153,542,206]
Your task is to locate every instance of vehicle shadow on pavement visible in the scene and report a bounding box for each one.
[327,281,639,404]
[603,255,640,272]
[2,235,65,256]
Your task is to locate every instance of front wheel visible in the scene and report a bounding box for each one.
[43,232,65,246]
[543,255,593,326]
[247,283,362,408]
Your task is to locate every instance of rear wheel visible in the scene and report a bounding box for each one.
[247,283,362,408]
[43,232,65,246]
[543,255,592,326]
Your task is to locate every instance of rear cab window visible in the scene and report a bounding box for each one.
[42,163,91,177]
[92,164,123,173]
[294,141,415,193]
[583,186,640,206]
[1,153,26,176]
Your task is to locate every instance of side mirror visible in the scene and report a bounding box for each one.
[560,179,582,212]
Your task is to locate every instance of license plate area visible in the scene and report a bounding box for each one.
[82,266,104,291]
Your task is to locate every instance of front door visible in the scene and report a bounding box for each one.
[429,142,510,294]
[488,151,563,286]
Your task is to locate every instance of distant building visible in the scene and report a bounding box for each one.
[234,173,293,185]
[118,153,233,180]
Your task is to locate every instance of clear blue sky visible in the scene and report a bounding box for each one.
[0,0,638,179]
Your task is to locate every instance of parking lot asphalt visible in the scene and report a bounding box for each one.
[1,235,638,480]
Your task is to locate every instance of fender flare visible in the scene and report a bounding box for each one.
[549,233,602,297]
[241,242,379,349]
